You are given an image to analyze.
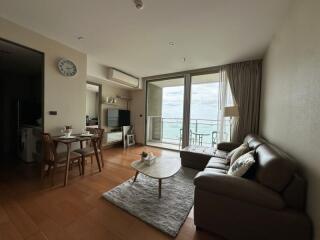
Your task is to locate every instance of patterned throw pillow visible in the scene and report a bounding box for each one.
[229,143,250,165]
[228,151,255,177]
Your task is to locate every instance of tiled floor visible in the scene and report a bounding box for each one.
[0,146,223,240]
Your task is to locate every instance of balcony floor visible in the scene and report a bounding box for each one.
[146,141,181,150]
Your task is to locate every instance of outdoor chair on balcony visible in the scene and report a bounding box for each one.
[179,129,195,149]
[212,131,217,146]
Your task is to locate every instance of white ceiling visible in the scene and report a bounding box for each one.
[0,0,291,77]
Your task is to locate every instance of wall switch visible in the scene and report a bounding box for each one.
[49,111,57,115]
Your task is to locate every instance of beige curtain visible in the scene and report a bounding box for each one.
[226,60,262,143]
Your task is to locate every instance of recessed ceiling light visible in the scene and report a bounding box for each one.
[169,42,175,46]
[134,0,144,10]
[77,36,85,40]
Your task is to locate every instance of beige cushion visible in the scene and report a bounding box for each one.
[228,151,255,177]
[229,143,250,165]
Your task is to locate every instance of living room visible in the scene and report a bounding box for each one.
[0,0,319,239]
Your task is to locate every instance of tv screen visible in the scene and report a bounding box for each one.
[119,110,130,126]
[107,109,130,127]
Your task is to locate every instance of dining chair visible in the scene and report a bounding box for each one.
[41,133,82,185]
[74,128,105,175]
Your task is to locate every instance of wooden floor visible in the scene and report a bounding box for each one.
[0,146,222,240]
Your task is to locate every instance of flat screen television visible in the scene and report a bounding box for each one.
[107,109,130,127]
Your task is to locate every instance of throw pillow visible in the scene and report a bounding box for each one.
[226,148,237,162]
[229,143,250,165]
[228,151,255,177]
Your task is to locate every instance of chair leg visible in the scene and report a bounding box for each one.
[51,165,56,186]
[100,151,104,168]
[90,155,93,165]
[40,161,45,180]
[81,156,85,175]
[77,160,82,176]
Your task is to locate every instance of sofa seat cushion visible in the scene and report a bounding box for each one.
[203,167,227,175]
[181,146,216,156]
[208,157,229,165]
[180,146,216,170]
[214,150,228,159]
[206,161,229,171]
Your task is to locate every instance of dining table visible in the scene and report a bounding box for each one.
[52,134,102,186]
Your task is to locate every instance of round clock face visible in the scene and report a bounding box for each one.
[57,58,77,77]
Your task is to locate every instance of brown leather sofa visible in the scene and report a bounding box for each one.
[180,134,312,240]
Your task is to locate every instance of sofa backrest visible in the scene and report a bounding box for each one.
[254,143,296,192]
[243,134,266,150]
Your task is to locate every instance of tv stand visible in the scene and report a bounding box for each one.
[106,131,122,144]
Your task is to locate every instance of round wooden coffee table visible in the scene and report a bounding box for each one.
[131,156,181,198]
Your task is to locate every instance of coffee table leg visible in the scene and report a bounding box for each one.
[133,171,139,182]
[158,179,162,198]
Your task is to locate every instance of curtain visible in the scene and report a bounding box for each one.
[217,68,233,142]
[226,60,262,143]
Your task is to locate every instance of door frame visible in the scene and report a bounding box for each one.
[0,38,45,132]
[86,81,102,128]
[143,67,220,151]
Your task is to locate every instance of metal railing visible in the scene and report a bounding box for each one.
[147,116,231,147]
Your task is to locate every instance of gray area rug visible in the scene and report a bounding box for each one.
[102,167,198,237]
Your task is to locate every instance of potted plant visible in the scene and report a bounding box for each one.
[140,151,148,161]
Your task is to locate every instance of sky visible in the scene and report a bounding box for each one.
[161,82,220,120]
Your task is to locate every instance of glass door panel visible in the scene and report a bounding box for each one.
[146,78,185,150]
[189,73,220,147]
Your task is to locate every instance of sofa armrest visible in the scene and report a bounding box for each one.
[194,171,285,210]
[217,142,240,152]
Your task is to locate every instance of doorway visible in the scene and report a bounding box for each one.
[86,82,102,129]
[0,39,44,162]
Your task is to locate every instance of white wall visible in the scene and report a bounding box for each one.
[130,88,146,144]
[86,90,98,118]
[1,17,87,134]
[260,0,320,237]
[100,83,130,132]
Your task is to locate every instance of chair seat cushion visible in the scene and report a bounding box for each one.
[74,147,100,156]
[57,152,81,161]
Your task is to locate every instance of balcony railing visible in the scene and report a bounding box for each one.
[147,116,231,147]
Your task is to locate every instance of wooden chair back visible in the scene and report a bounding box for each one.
[42,133,57,164]
[87,128,105,149]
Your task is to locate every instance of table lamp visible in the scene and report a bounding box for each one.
[224,106,239,141]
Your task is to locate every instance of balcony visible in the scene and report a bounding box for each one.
[146,116,231,150]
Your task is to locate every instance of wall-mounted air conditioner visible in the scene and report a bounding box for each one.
[107,68,140,88]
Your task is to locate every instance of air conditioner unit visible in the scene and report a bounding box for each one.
[107,68,139,88]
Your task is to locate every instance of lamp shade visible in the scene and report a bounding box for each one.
[224,106,239,117]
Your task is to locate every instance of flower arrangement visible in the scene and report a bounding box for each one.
[140,151,156,165]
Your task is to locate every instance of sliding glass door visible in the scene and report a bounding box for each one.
[146,77,185,150]
[145,71,231,150]
[189,73,220,147]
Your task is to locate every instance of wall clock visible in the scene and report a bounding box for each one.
[57,58,77,77]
